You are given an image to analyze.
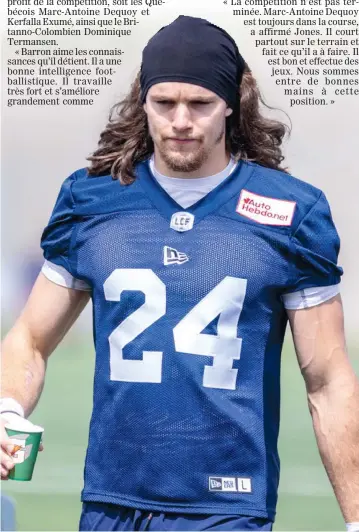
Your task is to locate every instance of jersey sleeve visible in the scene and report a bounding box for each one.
[282,284,340,310]
[283,191,343,304]
[40,172,91,291]
[41,260,91,291]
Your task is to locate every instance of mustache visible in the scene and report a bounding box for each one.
[164,136,202,141]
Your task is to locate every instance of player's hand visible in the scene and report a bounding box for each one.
[0,415,43,480]
[0,416,15,480]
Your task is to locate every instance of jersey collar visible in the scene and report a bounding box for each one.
[136,158,254,226]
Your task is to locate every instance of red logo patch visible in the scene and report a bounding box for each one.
[236,190,296,226]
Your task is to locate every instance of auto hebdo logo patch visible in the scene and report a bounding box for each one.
[236,190,296,226]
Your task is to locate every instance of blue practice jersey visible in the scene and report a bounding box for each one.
[41,159,342,520]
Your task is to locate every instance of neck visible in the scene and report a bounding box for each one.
[154,144,231,179]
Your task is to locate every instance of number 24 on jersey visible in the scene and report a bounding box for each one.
[104,269,247,391]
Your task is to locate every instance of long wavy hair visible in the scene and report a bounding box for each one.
[87,64,290,183]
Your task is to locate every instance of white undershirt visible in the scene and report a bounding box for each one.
[149,154,237,208]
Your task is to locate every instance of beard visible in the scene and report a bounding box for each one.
[155,126,225,174]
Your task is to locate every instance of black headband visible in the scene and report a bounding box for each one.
[140,15,245,110]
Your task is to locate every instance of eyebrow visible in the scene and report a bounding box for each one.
[151,95,215,103]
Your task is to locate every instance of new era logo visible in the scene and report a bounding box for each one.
[209,477,237,492]
[163,246,189,266]
[209,478,222,490]
[209,477,252,493]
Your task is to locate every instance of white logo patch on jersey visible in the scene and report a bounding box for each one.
[170,212,195,232]
[209,477,237,492]
[163,246,189,266]
[236,190,296,226]
[209,476,252,493]
[209,478,222,490]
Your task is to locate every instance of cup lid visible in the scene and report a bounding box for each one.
[3,413,44,433]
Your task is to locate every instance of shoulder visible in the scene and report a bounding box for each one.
[58,167,91,193]
[63,166,114,204]
[57,166,149,215]
[242,161,327,232]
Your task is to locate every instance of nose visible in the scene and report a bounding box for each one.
[172,104,192,131]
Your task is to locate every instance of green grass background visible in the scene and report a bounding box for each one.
[2,339,358,531]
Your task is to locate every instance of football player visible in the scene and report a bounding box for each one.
[1,15,359,532]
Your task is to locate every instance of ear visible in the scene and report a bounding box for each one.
[225,107,233,117]
[143,103,147,114]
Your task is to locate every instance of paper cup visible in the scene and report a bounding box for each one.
[4,414,44,481]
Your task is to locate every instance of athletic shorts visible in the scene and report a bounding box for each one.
[79,502,273,531]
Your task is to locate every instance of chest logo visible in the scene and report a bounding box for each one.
[236,190,296,226]
[163,246,189,266]
[170,211,194,232]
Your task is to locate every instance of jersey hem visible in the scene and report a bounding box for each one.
[81,491,275,520]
